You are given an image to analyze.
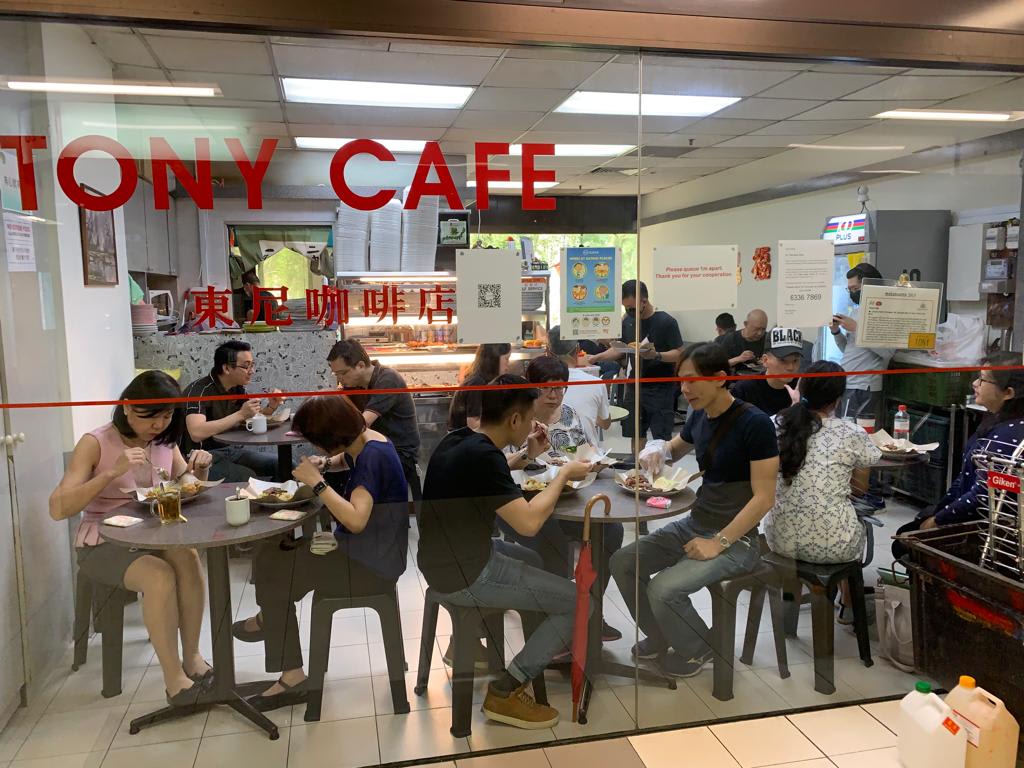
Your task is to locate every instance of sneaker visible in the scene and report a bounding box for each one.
[442,638,491,671]
[482,682,559,729]
[631,636,665,660]
[659,650,714,679]
[601,621,622,642]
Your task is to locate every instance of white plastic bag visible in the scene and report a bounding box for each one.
[932,313,985,364]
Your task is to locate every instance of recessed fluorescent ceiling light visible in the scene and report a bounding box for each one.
[789,143,905,151]
[295,137,428,152]
[466,180,558,190]
[874,109,1017,122]
[5,79,219,97]
[282,77,473,109]
[508,143,635,157]
[555,91,739,117]
[860,169,920,174]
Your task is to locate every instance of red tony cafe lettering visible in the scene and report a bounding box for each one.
[0,136,556,212]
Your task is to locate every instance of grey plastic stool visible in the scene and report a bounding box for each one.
[304,588,410,721]
[415,587,548,738]
[71,570,138,698]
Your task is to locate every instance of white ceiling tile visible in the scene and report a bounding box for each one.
[903,67,1021,77]
[168,71,279,101]
[648,133,741,147]
[642,66,798,97]
[388,42,504,57]
[452,110,545,130]
[191,101,285,122]
[442,127,523,142]
[137,28,263,42]
[520,130,642,144]
[791,99,938,119]
[269,35,390,50]
[645,55,808,71]
[844,75,1013,100]
[272,46,496,85]
[483,58,604,89]
[642,155,744,168]
[718,134,829,147]
[756,72,890,99]
[669,117,776,135]
[713,98,824,120]
[809,63,908,75]
[751,119,875,134]
[464,87,571,111]
[87,29,157,68]
[577,62,640,92]
[531,112,643,133]
[939,77,1024,110]
[685,146,788,159]
[145,35,272,74]
[111,65,170,83]
[287,123,444,140]
[503,47,613,63]
[286,103,458,128]
[243,121,289,137]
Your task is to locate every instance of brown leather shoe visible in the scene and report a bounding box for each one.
[481,682,559,729]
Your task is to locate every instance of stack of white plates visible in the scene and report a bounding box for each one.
[334,204,370,272]
[401,188,439,272]
[131,303,159,335]
[370,199,402,271]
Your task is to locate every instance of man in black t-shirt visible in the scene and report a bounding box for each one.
[610,343,779,678]
[328,339,422,500]
[420,375,591,730]
[729,327,803,416]
[587,280,684,448]
[715,308,768,374]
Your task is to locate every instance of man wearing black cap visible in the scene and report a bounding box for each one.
[729,328,802,417]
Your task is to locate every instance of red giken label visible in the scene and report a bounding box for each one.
[988,471,1021,493]
[942,717,961,736]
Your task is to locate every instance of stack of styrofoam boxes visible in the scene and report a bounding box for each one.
[334,204,370,272]
[400,187,440,272]
[370,198,403,271]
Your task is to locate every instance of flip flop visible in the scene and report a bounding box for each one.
[231,614,264,642]
[248,678,309,712]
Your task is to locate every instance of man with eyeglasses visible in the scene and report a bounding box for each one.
[181,340,284,481]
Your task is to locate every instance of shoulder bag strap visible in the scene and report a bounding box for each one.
[698,400,751,474]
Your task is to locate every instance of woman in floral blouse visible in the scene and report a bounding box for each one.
[765,361,881,564]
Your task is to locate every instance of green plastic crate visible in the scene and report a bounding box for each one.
[883,364,976,407]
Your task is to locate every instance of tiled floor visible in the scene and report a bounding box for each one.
[0,448,934,768]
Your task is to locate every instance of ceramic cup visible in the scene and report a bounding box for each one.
[225,495,251,526]
[246,413,268,434]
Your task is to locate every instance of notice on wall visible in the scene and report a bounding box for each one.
[855,282,942,350]
[4,212,35,272]
[455,248,522,344]
[776,240,834,328]
[651,245,738,311]
[562,246,621,340]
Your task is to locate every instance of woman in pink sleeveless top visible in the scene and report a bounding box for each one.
[49,371,215,707]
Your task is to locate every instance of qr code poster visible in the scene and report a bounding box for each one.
[455,249,522,344]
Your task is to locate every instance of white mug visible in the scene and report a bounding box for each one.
[225,495,250,527]
[246,413,267,434]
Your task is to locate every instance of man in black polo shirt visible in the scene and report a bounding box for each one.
[729,327,803,416]
[182,340,283,481]
[328,339,422,500]
[609,343,779,678]
[420,374,591,729]
[716,308,769,374]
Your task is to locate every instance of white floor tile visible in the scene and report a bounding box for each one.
[548,689,635,740]
[545,738,646,768]
[629,727,740,768]
[458,750,551,768]
[374,669,451,713]
[860,700,901,735]
[612,679,715,729]
[9,754,104,768]
[466,704,556,753]
[46,667,145,714]
[834,657,924,699]
[710,716,824,767]
[687,667,790,719]
[0,710,45,762]
[302,676,375,723]
[99,738,199,768]
[14,706,126,760]
[288,717,380,768]
[830,747,902,768]
[194,728,290,768]
[751,661,863,709]
[368,634,439,677]
[788,705,898,755]
[376,707,467,764]
[324,645,373,680]
[758,761,834,768]
[109,704,207,750]
[202,702,292,738]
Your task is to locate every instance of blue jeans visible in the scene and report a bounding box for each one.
[436,539,577,683]
[498,516,624,592]
[209,444,277,482]
[610,516,760,658]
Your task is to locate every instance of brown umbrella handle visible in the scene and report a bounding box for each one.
[582,493,611,543]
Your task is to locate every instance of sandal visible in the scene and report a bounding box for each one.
[165,678,209,708]
[231,614,264,642]
[188,666,215,685]
[249,678,309,712]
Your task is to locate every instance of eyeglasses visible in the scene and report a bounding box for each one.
[233,362,256,371]
[541,385,568,394]
[976,374,1000,385]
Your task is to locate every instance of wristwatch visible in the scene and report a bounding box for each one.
[830,328,841,335]
[312,480,329,496]
[717,533,732,550]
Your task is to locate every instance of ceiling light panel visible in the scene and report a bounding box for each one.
[4,79,220,97]
[294,137,428,152]
[555,91,740,117]
[282,77,474,109]
[874,108,1018,122]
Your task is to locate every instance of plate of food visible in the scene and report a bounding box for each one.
[240,479,316,507]
[536,444,615,472]
[127,476,224,505]
[870,430,939,458]
[511,468,597,496]
[268,407,291,426]
[614,467,702,498]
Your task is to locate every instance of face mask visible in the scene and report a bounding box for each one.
[849,289,861,305]
[625,308,637,318]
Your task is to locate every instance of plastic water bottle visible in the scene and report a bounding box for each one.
[894,404,910,441]
[898,681,968,768]
[945,676,1019,768]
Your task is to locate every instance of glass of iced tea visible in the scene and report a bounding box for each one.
[154,487,183,524]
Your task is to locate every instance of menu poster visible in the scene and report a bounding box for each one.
[776,240,833,327]
[455,248,522,344]
[651,245,738,311]
[562,247,621,340]
[855,282,942,350]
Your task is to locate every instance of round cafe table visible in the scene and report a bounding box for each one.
[214,420,305,482]
[101,486,321,740]
[549,472,696,724]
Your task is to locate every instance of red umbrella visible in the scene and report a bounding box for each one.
[572,493,610,723]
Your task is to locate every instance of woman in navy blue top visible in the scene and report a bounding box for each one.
[233,395,409,711]
[894,353,1024,558]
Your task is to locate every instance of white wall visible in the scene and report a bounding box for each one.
[640,153,1021,341]
[41,25,134,440]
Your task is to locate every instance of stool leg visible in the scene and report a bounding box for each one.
[739,586,766,666]
[809,585,836,695]
[414,597,439,696]
[766,585,790,679]
[450,612,478,738]
[481,611,505,673]
[99,597,125,698]
[711,588,737,702]
[72,576,92,671]
[376,595,411,714]
[519,612,548,706]
[303,600,334,722]
[782,579,801,637]
[847,570,874,668]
